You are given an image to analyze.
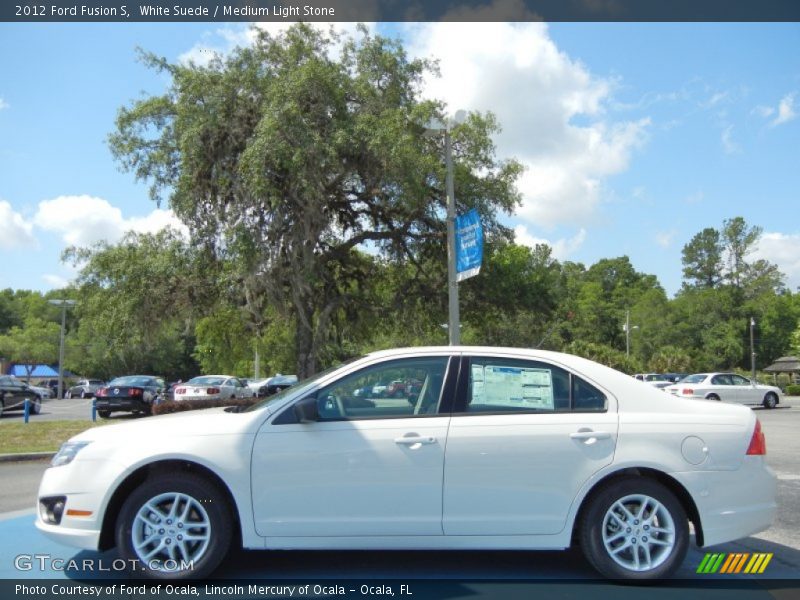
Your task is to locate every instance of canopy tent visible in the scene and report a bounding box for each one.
[763,356,800,385]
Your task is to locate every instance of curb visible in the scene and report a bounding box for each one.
[0,452,55,464]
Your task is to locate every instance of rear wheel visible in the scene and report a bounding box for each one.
[763,393,778,409]
[707,394,720,401]
[115,472,233,579]
[580,477,689,580]
[98,410,110,419]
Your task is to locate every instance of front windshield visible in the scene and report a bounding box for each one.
[243,359,359,413]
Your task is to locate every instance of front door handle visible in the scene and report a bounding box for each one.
[570,429,612,444]
[394,435,437,446]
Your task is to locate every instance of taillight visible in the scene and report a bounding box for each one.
[175,387,186,394]
[207,387,220,394]
[96,388,106,397]
[129,388,143,397]
[746,419,767,455]
[682,388,694,395]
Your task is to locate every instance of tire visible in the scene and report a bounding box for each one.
[0,398,4,418]
[65,390,72,399]
[98,410,111,419]
[115,472,233,580]
[31,396,42,415]
[707,394,720,401]
[80,390,88,399]
[579,477,689,581]
[763,393,778,409]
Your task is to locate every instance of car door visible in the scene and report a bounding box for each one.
[709,374,733,401]
[730,374,755,404]
[442,355,619,536]
[251,354,457,537]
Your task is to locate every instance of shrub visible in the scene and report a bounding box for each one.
[153,396,260,415]
[785,384,800,397]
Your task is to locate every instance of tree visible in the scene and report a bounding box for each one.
[109,24,521,376]
[0,317,61,381]
[681,227,722,289]
[721,217,762,289]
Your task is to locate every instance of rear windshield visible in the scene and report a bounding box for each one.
[681,374,707,384]
[188,376,226,386]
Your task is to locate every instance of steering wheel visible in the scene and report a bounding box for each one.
[319,392,347,419]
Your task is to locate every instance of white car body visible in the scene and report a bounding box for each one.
[664,373,782,408]
[36,347,776,580]
[173,375,253,402]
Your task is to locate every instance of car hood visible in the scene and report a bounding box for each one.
[71,406,269,444]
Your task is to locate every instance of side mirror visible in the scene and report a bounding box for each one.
[293,396,319,423]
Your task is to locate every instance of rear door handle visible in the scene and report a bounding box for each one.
[570,430,612,443]
[394,435,437,446]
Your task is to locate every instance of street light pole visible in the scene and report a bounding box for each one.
[624,310,639,358]
[444,126,460,346]
[425,110,466,346]
[750,317,756,381]
[48,299,76,399]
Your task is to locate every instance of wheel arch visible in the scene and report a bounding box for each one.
[98,459,242,551]
[571,466,704,548]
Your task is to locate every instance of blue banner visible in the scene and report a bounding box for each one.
[455,208,483,282]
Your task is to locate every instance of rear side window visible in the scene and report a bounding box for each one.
[463,357,607,414]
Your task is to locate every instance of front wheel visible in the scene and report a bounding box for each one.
[763,393,778,409]
[115,472,233,579]
[580,477,689,580]
[31,396,42,415]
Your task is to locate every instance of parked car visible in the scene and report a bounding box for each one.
[264,374,297,395]
[662,373,689,384]
[94,375,166,418]
[37,346,776,581]
[173,375,252,402]
[0,375,43,416]
[633,373,673,389]
[28,383,55,399]
[664,373,782,408]
[65,379,106,399]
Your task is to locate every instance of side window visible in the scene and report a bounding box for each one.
[465,357,606,413]
[731,375,749,386]
[315,357,449,421]
[711,374,732,385]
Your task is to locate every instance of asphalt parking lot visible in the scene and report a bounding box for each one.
[0,398,798,590]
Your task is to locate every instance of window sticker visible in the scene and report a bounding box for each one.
[475,364,554,410]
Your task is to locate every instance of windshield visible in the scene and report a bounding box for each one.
[188,376,226,386]
[108,376,155,387]
[243,360,359,413]
[680,374,707,384]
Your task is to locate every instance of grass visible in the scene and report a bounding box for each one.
[0,420,109,454]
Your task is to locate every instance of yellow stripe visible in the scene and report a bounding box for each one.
[757,554,773,574]
[744,554,759,574]
[750,554,766,573]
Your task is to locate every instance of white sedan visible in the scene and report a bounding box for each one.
[172,375,253,402]
[664,373,782,409]
[36,346,775,581]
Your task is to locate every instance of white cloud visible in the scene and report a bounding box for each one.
[0,200,36,249]
[0,97,8,111]
[403,22,650,229]
[755,93,797,128]
[752,232,800,291]
[33,195,187,247]
[721,124,741,154]
[655,230,676,248]
[514,224,586,260]
[42,273,70,288]
[771,93,797,127]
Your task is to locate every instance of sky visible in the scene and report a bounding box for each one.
[1,20,799,297]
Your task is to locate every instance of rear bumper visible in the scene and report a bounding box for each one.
[94,398,149,412]
[673,457,777,547]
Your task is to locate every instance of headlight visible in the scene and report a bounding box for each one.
[51,441,91,467]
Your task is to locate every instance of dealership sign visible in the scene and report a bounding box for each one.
[455,208,483,282]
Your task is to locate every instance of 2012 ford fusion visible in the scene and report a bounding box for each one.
[36,346,776,580]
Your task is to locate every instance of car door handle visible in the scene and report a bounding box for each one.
[570,430,612,442]
[394,435,437,446]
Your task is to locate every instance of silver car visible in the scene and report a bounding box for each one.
[665,373,782,408]
[173,375,253,402]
